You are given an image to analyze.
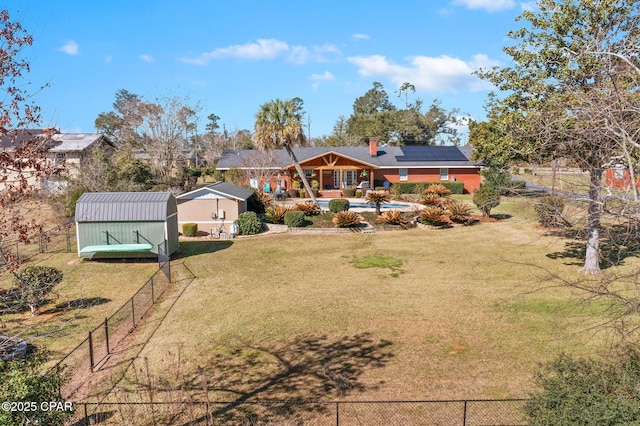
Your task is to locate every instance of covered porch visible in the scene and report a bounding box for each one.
[283,152,375,195]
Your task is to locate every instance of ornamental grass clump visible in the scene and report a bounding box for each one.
[365,190,391,215]
[445,200,473,224]
[418,206,448,226]
[376,210,409,228]
[332,211,361,228]
[265,205,293,224]
[424,184,452,198]
[294,201,321,216]
[419,193,444,207]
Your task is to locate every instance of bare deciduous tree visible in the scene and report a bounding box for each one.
[0,10,63,271]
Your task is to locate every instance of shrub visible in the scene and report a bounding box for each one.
[534,195,567,228]
[342,187,356,197]
[294,201,321,216]
[284,210,306,227]
[391,181,464,195]
[332,211,361,228]
[445,200,473,224]
[265,205,293,224]
[377,210,409,228]
[182,223,198,237]
[328,198,350,213]
[0,352,71,425]
[237,211,263,235]
[246,189,266,214]
[473,185,501,217]
[523,350,640,425]
[418,206,447,226]
[14,265,63,315]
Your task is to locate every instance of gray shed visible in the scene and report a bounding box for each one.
[75,192,179,259]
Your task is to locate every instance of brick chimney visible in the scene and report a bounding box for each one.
[369,139,378,157]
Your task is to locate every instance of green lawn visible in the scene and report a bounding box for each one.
[94,198,621,406]
[0,254,159,365]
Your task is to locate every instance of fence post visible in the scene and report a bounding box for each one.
[335,402,339,426]
[131,297,136,328]
[88,331,94,373]
[104,318,110,354]
[462,400,467,426]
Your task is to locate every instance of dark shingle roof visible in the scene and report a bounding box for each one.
[176,182,254,201]
[75,192,177,222]
[216,145,479,170]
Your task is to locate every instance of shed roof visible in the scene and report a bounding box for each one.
[75,192,177,222]
[176,182,254,201]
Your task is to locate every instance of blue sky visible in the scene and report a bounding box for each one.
[7,0,535,142]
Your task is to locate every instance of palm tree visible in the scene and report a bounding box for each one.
[365,190,390,215]
[253,98,316,203]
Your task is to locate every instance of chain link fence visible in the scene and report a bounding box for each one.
[0,222,75,266]
[49,256,172,397]
[70,399,528,425]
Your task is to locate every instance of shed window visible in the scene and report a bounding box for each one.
[55,153,66,165]
[399,168,408,181]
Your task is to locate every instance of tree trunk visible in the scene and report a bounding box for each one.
[583,167,603,275]
[285,146,317,203]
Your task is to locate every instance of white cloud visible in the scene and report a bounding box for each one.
[182,39,289,65]
[310,71,336,90]
[182,39,341,65]
[352,33,370,40]
[310,71,335,81]
[140,54,154,63]
[288,45,309,64]
[60,41,79,55]
[452,0,516,13]
[347,54,498,93]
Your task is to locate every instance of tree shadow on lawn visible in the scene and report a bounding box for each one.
[126,333,394,425]
[546,224,640,269]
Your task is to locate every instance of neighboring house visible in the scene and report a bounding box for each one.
[75,192,179,260]
[216,140,482,194]
[605,164,640,191]
[176,182,254,233]
[0,128,115,191]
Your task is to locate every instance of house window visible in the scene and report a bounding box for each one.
[440,168,449,181]
[303,168,316,179]
[55,153,66,165]
[614,166,624,179]
[399,168,408,181]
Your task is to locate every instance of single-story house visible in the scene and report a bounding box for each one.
[75,192,179,259]
[176,182,255,234]
[216,140,482,194]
